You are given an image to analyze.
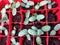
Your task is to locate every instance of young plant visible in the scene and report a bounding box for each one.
[28,26,44,45]
[24,10,30,25]
[12,1,20,16]
[24,12,45,25]
[1,8,9,23]
[47,0,56,9]
[11,26,16,36]
[11,37,19,45]
[0,26,8,36]
[50,24,60,36]
[5,0,20,16]
[18,29,31,40]
[35,0,48,10]
[21,0,34,8]
[29,13,45,22]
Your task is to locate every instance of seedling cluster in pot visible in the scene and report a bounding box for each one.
[0,0,60,45]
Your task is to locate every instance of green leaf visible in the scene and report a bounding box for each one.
[26,34,31,40]
[1,8,6,15]
[34,13,37,17]
[22,0,28,3]
[8,0,14,3]
[39,1,48,6]
[35,5,40,10]
[48,0,52,9]
[20,2,25,7]
[37,29,44,36]
[11,30,16,36]
[54,24,60,31]
[28,29,37,36]
[25,5,30,8]
[29,16,36,22]
[26,10,30,18]
[26,1,34,6]
[2,14,8,21]
[5,4,10,9]
[16,2,20,8]
[0,26,7,31]
[24,18,29,25]
[36,37,42,45]
[51,2,55,5]
[50,30,56,36]
[48,4,52,9]
[37,14,45,21]
[31,26,38,30]
[4,29,8,36]
[15,42,19,45]
[11,37,16,44]
[18,29,28,36]
[12,2,16,8]
[12,8,17,16]
[42,25,51,32]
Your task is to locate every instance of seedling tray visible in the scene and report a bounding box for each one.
[0,0,60,45]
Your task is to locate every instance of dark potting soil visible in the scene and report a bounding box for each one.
[16,7,20,11]
[23,37,32,45]
[1,37,7,45]
[13,13,21,22]
[49,38,60,45]
[52,3,58,8]
[48,10,57,22]
[23,25,32,29]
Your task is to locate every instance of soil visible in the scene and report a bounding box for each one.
[23,25,31,29]
[15,37,20,42]
[48,10,57,22]
[23,37,32,45]
[1,37,7,45]
[49,38,60,45]
[52,3,58,8]
[16,7,20,11]
[13,13,21,22]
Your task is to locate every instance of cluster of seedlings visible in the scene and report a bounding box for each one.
[0,0,60,45]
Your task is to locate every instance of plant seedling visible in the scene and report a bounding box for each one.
[11,26,16,36]
[11,37,19,45]
[1,8,9,23]
[12,1,20,16]
[0,26,8,36]
[49,24,60,36]
[24,10,30,25]
[47,0,56,9]
[35,1,48,10]
[28,26,44,45]
[21,1,34,8]
[29,13,45,22]
[41,25,51,32]
[36,37,42,45]
[24,12,45,25]
[18,29,31,40]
